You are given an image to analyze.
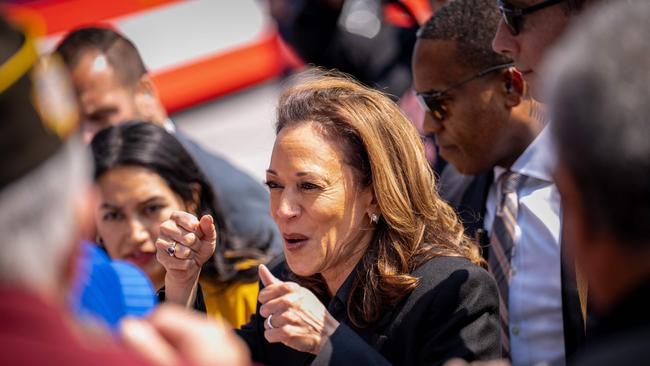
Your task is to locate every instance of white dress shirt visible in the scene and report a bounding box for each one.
[484,127,565,366]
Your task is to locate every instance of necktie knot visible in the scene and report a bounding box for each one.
[501,171,522,194]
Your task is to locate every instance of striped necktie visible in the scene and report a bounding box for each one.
[489,171,523,358]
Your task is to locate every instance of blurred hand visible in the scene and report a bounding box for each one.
[257,264,339,354]
[156,211,216,305]
[121,304,250,366]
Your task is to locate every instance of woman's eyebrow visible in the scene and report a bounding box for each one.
[100,202,119,210]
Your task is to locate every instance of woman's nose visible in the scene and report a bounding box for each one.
[275,191,300,220]
[127,217,153,250]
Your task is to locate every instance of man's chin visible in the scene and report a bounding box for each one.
[522,72,546,102]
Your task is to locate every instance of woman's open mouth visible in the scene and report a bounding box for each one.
[283,233,309,251]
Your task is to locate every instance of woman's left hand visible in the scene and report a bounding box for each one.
[257,264,340,355]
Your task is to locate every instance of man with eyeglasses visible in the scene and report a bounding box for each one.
[413,0,583,365]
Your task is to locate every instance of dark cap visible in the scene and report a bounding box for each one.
[1,17,78,191]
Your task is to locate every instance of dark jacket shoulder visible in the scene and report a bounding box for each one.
[378,256,500,365]
[318,256,500,366]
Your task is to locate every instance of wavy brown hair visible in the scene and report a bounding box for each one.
[276,69,484,328]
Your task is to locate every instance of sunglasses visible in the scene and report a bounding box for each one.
[416,63,514,122]
[497,0,566,36]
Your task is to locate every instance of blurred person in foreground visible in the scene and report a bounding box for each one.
[0,17,247,366]
[149,69,501,365]
[546,0,650,364]
[413,0,585,364]
[55,26,281,271]
[92,121,261,327]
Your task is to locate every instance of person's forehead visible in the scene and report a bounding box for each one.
[276,123,343,159]
[73,55,132,103]
[413,39,475,89]
[99,166,174,198]
[272,123,349,177]
[72,52,127,90]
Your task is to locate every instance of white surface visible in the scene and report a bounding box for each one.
[172,80,282,183]
[40,0,270,72]
[119,0,268,71]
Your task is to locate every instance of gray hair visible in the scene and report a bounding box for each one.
[545,0,650,247]
[0,138,92,289]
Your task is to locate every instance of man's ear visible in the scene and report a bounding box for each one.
[502,68,525,108]
[134,75,167,124]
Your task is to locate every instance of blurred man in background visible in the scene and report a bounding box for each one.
[0,17,247,366]
[56,26,281,265]
[547,0,650,364]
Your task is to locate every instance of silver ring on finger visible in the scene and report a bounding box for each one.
[167,240,177,257]
[266,313,275,329]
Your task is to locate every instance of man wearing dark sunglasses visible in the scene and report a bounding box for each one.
[492,0,595,99]
[413,0,587,365]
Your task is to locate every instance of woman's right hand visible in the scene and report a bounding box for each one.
[257,264,340,355]
[155,211,216,306]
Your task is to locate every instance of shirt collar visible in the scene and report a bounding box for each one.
[327,263,360,319]
[494,125,556,183]
[163,118,176,134]
[334,269,356,305]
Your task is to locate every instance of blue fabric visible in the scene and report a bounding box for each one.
[71,242,156,329]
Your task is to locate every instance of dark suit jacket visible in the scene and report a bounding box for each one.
[174,131,281,256]
[570,279,650,366]
[236,256,501,365]
[436,163,588,362]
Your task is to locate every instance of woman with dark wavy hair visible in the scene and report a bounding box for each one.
[156,70,500,365]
